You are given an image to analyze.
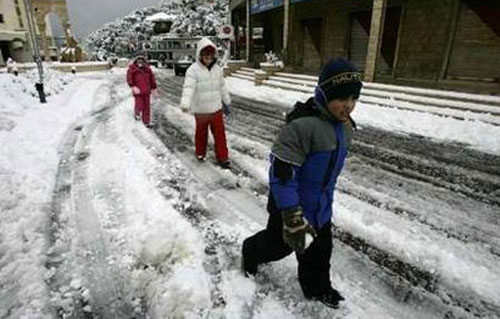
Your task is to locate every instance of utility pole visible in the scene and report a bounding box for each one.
[283,0,289,64]
[246,0,251,62]
[23,0,46,103]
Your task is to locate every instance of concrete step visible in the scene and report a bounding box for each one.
[361,87,500,116]
[274,71,318,82]
[261,78,500,124]
[358,94,500,126]
[263,79,313,93]
[363,82,500,108]
[241,67,258,73]
[231,73,254,81]
[267,72,500,114]
[234,70,255,77]
[268,75,316,88]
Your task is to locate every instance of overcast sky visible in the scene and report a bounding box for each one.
[56,0,162,39]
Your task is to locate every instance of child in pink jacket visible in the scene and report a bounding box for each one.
[127,55,157,127]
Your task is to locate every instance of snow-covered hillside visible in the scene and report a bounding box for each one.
[85,0,228,61]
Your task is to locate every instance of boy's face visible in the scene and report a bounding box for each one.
[326,96,357,122]
[137,58,145,68]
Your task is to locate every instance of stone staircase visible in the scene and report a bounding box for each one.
[226,63,500,123]
[264,72,316,93]
[261,72,500,123]
[230,67,257,82]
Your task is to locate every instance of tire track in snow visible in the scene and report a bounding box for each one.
[46,81,138,318]
[162,75,500,250]
[157,75,500,318]
[129,123,252,316]
[157,109,500,318]
[160,76,500,207]
[131,111,351,319]
[150,104,456,317]
[147,103,484,318]
[159,76,500,257]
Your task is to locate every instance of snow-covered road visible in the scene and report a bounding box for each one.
[1,69,499,318]
[156,74,500,319]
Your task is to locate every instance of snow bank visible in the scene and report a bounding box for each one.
[0,68,73,103]
[0,71,109,316]
[146,12,176,22]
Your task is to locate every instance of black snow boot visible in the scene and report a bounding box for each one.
[219,160,231,169]
[307,287,345,309]
[241,240,258,277]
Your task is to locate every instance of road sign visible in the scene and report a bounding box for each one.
[219,25,234,41]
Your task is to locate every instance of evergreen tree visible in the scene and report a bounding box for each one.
[85,0,228,61]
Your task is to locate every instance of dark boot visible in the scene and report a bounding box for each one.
[241,239,258,277]
[219,160,230,169]
[306,287,344,309]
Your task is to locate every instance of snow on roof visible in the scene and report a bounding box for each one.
[145,12,176,22]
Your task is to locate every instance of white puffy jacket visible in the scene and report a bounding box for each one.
[180,37,231,114]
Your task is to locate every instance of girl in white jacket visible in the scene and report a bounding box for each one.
[180,37,231,168]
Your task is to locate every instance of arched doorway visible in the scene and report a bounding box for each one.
[31,0,72,61]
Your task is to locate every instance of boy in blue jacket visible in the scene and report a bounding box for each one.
[242,58,362,308]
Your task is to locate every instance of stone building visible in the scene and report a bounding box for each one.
[31,0,72,62]
[0,0,75,65]
[0,0,33,65]
[230,0,500,94]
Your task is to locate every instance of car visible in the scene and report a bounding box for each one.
[174,55,194,76]
[148,59,160,68]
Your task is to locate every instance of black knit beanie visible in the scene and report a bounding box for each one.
[318,58,362,102]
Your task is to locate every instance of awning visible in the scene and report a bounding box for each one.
[0,30,27,42]
[251,0,283,14]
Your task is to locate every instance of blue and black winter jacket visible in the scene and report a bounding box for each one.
[269,98,353,228]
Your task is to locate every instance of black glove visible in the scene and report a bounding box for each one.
[281,208,317,254]
[222,102,231,116]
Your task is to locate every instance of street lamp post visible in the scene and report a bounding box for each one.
[23,0,46,103]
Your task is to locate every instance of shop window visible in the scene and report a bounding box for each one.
[252,27,264,39]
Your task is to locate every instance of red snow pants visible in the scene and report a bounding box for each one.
[134,94,151,124]
[194,110,228,163]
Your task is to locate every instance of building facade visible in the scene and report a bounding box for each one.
[0,0,74,65]
[31,0,71,61]
[144,36,225,68]
[0,0,31,65]
[230,0,500,94]
[145,37,201,67]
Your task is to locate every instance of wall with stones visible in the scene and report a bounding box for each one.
[288,0,350,73]
[394,0,455,80]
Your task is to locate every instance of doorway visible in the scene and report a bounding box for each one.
[0,41,11,63]
[301,18,323,71]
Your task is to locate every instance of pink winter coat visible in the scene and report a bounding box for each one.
[126,61,157,96]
